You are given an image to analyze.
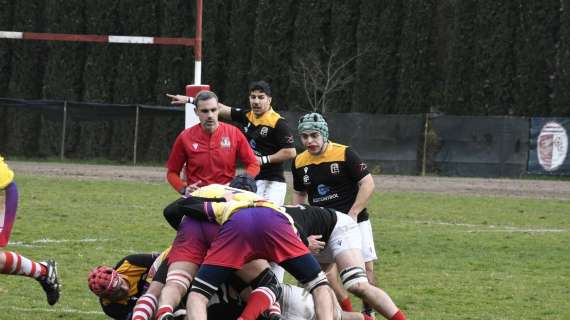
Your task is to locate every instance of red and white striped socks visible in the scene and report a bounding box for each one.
[155,305,174,320]
[131,293,158,320]
[237,286,277,320]
[1,251,46,279]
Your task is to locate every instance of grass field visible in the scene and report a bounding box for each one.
[1,175,569,319]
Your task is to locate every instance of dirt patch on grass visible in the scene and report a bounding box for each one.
[10,161,570,200]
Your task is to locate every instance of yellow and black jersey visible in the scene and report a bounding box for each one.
[231,107,295,182]
[0,156,15,189]
[291,142,371,222]
[100,251,168,320]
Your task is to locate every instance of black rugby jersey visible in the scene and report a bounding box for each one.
[231,107,294,182]
[284,204,338,245]
[291,142,371,222]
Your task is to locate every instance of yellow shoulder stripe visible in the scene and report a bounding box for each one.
[246,108,282,128]
[294,142,347,167]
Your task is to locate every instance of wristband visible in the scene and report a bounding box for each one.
[260,156,270,165]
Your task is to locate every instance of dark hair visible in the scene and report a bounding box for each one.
[229,173,257,193]
[249,80,272,97]
[195,90,218,108]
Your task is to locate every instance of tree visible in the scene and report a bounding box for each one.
[290,46,362,114]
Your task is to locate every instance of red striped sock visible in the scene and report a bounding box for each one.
[390,310,407,320]
[155,305,174,320]
[1,251,46,279]
[238,287,276,320]
[340,297,353,311]
[132,293,157,320]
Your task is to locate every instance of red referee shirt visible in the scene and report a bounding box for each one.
[166,122,259,192]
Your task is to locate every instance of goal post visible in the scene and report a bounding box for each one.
[0,0,206,129]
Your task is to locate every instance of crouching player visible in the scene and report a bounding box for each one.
[284,204,407,320]
[87,249,175,320]
[0,155,60,305]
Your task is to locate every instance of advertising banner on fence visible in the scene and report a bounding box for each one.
[528,118,570,175]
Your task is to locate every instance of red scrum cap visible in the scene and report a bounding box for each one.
[87,266,122,297]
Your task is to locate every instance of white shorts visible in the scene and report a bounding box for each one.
[358,220,378,262]
[315,212,362,264]
[256,180,287,206]
[280,284,315,320]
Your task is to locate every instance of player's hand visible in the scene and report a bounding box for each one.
[185,180,202,195]
[308,235,325,254]
[166,93,193,105]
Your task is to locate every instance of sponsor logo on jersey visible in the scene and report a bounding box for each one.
[192,143,198,150]
[313,193,339,203]
[360,162,367,171]
[220,136,231,148]
[304,167,308,174]
[538,122,568,171]
[303,175,310,185]
[317,184,330,196]
[260,126,269,137]
[330,163,340,174]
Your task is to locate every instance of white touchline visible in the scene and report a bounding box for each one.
[413,220,570,233]
[0,306,103,315]
[8,238,109,247]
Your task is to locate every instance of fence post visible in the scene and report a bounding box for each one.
[60,100,67,160]
[133,105,140,166]
[421,113,429,176]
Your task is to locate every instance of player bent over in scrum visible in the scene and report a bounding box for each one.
[179,200,339,320]
[284,205,407,320]
[157,180,283,320]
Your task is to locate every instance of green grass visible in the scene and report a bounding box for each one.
[1,175,569,319]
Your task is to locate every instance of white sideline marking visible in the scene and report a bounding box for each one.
[0,306,103,315]
[8,238,109,247]
[413,220,570,233]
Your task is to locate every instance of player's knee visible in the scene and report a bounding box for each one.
[340,266,368,293]
[165,269,193,293]
[301,270,329,293]
[250,268,282,301]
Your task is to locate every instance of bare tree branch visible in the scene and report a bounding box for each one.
[291,45,368,114]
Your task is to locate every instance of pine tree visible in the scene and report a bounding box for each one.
[251,0,299,109]
[287,0,331,112]
[354,0,404,113]
[443,0,477,115]
[223,0,260,105]
[394,0,436,114]
[553,0,570,116]
[5,0,47,156]
[467,1,516,115]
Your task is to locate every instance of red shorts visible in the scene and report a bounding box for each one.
[202,207,309,269]
[168,217,220,264]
